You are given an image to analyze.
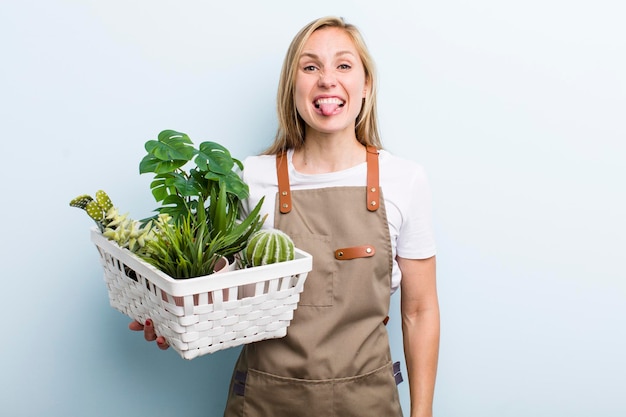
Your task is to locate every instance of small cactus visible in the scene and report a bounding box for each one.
[244,229,295,267]
[71,190,173,257]
[69,194,93,210]
[95,190,113,212]
[70,190,116,231]
[85,200,105,222]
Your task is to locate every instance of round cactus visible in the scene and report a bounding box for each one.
[244,229,295,267]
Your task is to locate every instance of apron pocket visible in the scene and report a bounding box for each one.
[243,369,333,417]
[241,363,403,417]
[333,361,403,417]
[289,234,335,307]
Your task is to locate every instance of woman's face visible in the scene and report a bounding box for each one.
[294,27,370,138]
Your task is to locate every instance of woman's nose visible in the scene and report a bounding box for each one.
[318,71,337,88]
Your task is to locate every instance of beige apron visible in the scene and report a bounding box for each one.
[224,147,403,417]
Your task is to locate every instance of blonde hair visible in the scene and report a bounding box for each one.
[264,16,381,155]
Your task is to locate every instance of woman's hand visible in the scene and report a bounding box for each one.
[128,319,170,350]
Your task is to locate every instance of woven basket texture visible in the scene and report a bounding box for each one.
[90,229,312,360]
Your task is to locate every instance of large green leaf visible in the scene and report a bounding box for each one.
[195,141,234,175]
[139,130,195,175]
[149,178,169,202]
[139,153,188,175]
[151,130,195,160]
[223,171,249,200]
[165,173,203,198]
[149,173,180,202]
[203,168,249,200]
[158,194,189,218]
[210,185,229,239]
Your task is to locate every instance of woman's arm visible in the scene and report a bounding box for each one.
[398,255,439,417]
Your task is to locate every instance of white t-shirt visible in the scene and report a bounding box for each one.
[241,149,436,293]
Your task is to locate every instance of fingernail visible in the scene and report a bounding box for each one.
[145,319,152,326]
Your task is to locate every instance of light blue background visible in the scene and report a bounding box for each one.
[2,1,624,416]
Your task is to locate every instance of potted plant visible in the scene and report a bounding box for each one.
[136,129,266,278]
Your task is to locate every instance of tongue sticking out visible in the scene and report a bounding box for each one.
[318,102,342,116]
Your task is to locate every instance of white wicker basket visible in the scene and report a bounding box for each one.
[90,229,312,360]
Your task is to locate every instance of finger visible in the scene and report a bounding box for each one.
[156,336,170,350]
[144,319,157,342]
[128,320,144,332]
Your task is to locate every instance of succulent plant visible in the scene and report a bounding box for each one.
[103,212,171,256]
[70,190,169,257]
[244,229,295,267]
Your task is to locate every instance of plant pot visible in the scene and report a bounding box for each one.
[163,256,231,306]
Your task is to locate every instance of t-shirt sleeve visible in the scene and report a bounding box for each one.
[240,155,277,228]
[395,164,437,259]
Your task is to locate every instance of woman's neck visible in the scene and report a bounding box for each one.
[292,133,366,174]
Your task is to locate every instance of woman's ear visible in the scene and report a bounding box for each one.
[363,77,372,98]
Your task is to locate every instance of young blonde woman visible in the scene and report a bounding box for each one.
[133,16,439,417]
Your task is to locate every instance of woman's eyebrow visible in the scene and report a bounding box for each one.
[299,50,356,60]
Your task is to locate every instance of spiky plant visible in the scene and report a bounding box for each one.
[69,190,115,232]
[244,229,295,267]
[70,190,165,257]
[141,198,227,278]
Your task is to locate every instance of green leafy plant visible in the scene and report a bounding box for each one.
[138,130,266,264]
[142,198,228,278]
[139,130,248,220]
[70,129,266,279]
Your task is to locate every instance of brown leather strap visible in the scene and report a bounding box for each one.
[276,152,292,213]
[366,146,380,212]
[277,147,379,213]
[334,245,375,260]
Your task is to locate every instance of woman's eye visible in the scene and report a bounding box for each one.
[338,64,351,70]
[303,65,317,72]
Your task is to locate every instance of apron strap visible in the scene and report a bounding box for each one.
[276,151,292,213]
[366,145,380,212]
[275,146,380,214]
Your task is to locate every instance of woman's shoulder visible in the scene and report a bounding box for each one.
[378,149,428,181]
[243,154,276,169]
[242,154,278,187]
[242,154,277,173]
